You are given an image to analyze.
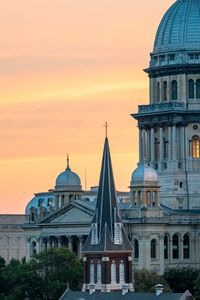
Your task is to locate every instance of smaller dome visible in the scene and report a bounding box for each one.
[131,163,158,182]
[55,166,81,188]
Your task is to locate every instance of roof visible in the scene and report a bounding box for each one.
[154,0,200,53]
[60,291,184,300]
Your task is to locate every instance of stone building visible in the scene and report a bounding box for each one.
[1,0,200,279]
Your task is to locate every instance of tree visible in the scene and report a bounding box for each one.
[164,267,199,294]
[134,269,171,292]
[194,272,200,300]
[32,247,83,299]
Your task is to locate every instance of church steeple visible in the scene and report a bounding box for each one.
[82,136,133,293]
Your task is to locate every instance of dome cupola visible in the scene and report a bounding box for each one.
[55,156,81,191]
[131,163,158,183]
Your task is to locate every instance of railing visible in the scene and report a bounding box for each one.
[138,101,185,113]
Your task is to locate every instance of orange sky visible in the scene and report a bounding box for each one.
[0,0,175,213]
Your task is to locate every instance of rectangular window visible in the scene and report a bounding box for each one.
[169,54,175,61]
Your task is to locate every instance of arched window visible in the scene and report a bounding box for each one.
[119,260,125,284]
[172,234,179,259]
[183,234,190,259]
[156,82,160,102]
[90,261,95,284]
[134,239,139,259]
[171,80,178,100]
[163,81,167,101]
[188,79,194,99]
[192,135,200,158]
[97,261,101,284]
[111,260,116,284]
[32,241,37,255]
[164,235,169,259]
[151,239,156,259]
[196,79,200,98]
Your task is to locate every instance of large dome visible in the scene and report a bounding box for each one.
[154,0,200,54]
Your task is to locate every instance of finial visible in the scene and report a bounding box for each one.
[103,121,109,137]
[66,154,70,169]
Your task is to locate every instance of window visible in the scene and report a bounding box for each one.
[114,223,122,244]
[32,241,37,255]
[189,53,194,59]
[192,135,200,158]
[188,79,194,99]
[151,239,156,259]
[196,79,200,98]
[164,235,169,259]
[111,261,116,284]
[163,81,167,101]
[160,55,165,62]
[156,82,160,102]
[90,261,95,284]
[183,234,190,259]
[195,53,199,59]
[172,234,179,259]
[119,261,125,284]
[169,54,175,61]
[91,223,98,245]
[97,261,101,284]
[171,80,178,100]
[134,239,139,259]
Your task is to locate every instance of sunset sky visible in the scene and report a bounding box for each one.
[0,0,175,213]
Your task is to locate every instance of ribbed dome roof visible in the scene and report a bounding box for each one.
[131,163,158,182]
[55,157,81,190]
[55,167,81,187]
[154,0,200,53]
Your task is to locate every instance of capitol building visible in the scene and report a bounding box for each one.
[1,0,200,276]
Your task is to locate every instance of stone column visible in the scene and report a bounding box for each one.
[78,236,84,258]
[68,236,73,252]
[58,236,62,248]
[180,236,183,261]
[168,127,172,161]
[51,237,55,248]
[172,125,177,160]
[36,238,40,253]
[151,128,155,163]
[46,237,51,250]
[139,128,143,162]
[159,234,164,274]
[159,127,164,167]
[39,237,44,252]
[26,237,31,261]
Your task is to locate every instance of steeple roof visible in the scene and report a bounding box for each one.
[82,137,132,253]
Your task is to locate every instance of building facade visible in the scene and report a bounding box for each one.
[0,0,200,280]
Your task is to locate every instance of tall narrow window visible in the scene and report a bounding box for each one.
[90,261,95,284]
[91,223,98,245]
[134,239,139,259]
[164,235,169,259]
[196,79,200,98]
[172,234,179,259]
[171,80,178,100]
[32,241,37,255]
[156,82,160,102]
[188,79,194,99]
[114,223,122,244]
[97,261,101,284]
[163,81,167,101]
[192,135,200,158]
[119,260,125,284]
[111,261,116,284]
[183,234,190,259]
[151,239,156,259]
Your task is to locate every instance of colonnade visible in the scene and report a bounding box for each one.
[139,125,186,170]
[27,234,87,260]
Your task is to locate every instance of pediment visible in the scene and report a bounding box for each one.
[51,207,93,224]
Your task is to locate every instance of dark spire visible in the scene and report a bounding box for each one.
[95,137,118,240]
[82,137,132,252]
